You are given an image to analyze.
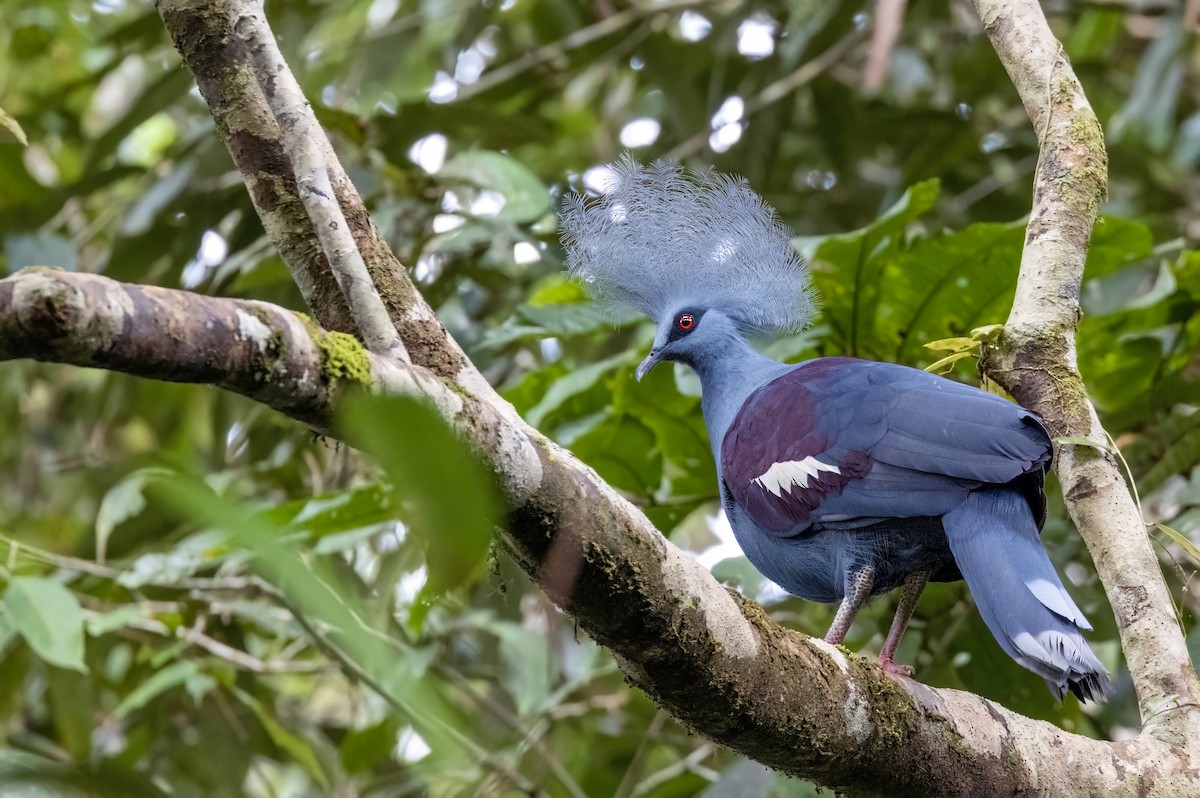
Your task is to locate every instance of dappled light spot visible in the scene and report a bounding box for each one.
[409,133,448,174]
[619,117,661,148]
[709,122,743,153]
[429,70,457,104]
[678,11,712,42]
[737,13,776,59]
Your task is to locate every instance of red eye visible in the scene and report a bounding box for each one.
[677,314,694,330]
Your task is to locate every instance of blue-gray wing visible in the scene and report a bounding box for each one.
[720,357,1051,534]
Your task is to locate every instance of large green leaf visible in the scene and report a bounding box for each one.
[801,179,940,357]
[113,660,211,720]
[339,394,499,595]
[439,150,550,223]
[3,577,86,672]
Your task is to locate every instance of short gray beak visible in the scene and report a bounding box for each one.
[635,349,661,382]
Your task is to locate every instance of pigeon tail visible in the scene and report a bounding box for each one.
[942,486,1113,703]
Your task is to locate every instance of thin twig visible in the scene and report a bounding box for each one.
[630,743,715,797]
[614,710,667,798]
[111,613,327,673]
[285,607,536,793]
[434,663,588,798]
[946,154,1039,216]
[862,0,907,91]
[0,532,281,596]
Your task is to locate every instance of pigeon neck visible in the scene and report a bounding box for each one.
[692,332,788,461]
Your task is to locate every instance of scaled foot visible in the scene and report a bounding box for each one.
[878,656,914,677]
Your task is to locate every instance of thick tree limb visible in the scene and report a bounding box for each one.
[0,269,455,432]
[970,0,1200,740]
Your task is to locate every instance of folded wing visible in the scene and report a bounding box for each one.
[720,357,1052,534]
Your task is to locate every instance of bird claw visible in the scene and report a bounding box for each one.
[879,657,914,677]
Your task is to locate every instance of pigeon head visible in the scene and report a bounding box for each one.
[635,306,744,381]
[560,157,815,378]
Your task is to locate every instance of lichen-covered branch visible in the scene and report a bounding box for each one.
[970,0,1200,738]
[0,269,453,431]
[4,269,1197,795]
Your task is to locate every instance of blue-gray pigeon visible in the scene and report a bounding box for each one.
[560,158,1112,702]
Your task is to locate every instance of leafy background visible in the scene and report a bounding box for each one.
[1,0,1199,795]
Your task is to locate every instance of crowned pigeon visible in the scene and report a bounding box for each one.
[559,158,1112,702]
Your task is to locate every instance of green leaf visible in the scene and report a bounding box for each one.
[568,412,661,495]
[231,687,330,788]
[439,150,549,223]
[884,222,1025,362]
[340,718,401,774]
[0,750,168,797]
[527,275,588,306]
[480,302,640,348]
[1154,523,1200,567]
[923,337,977,353]
[3,577,86,672]
[1085,216,1155,278]
[151,478,469,764]
[338,395,499,596]
[0,106,27,146]
[971,324,1005,343]
[113,660,209,719]
[85,606,149,637]
[268,484,396,540]
[924,351,975,374]
[95,468,172,564]
[526,353,627,428]
[711,556,766,597]
[801,179,942,356]
[46,667,92,761]
[1054,435,1109,450]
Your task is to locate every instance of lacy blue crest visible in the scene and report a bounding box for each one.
[560,157,815,335]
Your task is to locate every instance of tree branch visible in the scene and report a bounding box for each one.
[4,268,1197,795]
[231,4,409,363]
[0,268,455,433]
[970,0,1200,739]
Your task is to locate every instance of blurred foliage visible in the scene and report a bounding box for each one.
[1,0,1199,795]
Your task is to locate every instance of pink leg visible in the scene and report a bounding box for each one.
[825,566,875,645]
[878,570,931,676]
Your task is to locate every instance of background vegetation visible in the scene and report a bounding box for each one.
[0,0,1197,795]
